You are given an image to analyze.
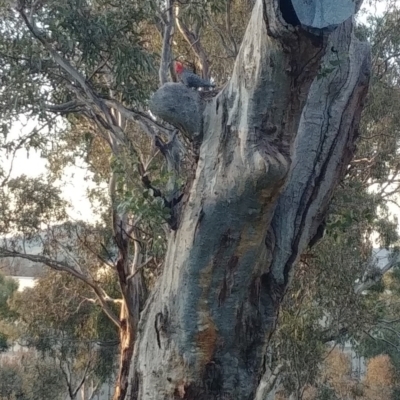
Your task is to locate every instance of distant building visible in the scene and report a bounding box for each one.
[328,248,392,379]
[9,275,36,291]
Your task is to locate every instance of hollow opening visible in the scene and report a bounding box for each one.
[279,0,300,26]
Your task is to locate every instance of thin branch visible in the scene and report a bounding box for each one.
[127,257,154,281]
[75,229,115,269]
[101,98,173,137]
[71,359,92,399]
[0,249,121,328]
[59,361,73,397]
[378,318,400,325]
[351,155,378,164]
[87,381,101,400]
[175,5,210,78]
[254,362,285,400]
[159,0,175,85]
[1,117,57,187]
[87,53,112,83]
[17,7,126,148]
[377,324,400,339]
[225,0,238,56]
[363,330,400,350]
[45,100,85,114]
[130,227,142,278]
[355,254,400,294]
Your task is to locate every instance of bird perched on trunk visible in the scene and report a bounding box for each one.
[174,61,215,90]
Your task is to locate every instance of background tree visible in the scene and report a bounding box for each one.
[0,274,19,353]
[0,353,65,400]
[364,355,395,400]
[0,268,118,400]
[8,270,119,399]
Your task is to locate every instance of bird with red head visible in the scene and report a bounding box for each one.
[174,61,215,89]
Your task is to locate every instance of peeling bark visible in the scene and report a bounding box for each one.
[112,177,147,400]
[129,0,370,399]
[270,19,371,286]
[113,303,136,400]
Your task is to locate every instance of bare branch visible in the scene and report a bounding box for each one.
[87,381,101,400]
[59,361,73,397]
[224,0,238,56]
[159,0,175,85]
[363,329,400,350]
[70,359,92,399]
[75,229,115,269]
[45,100,85,114]
[175,5,210,78]
[101,98,186,174]
[17,7,126,148]
[355,254,400,294]
[254,362,285,400]
[127,257,153,282]
[101,98,172,137]
[1,117,57,187]
[0,249,121,328]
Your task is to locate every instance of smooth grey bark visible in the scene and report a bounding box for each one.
[130,0,370,399]
[270,19,370,286]
[150,83,204,143]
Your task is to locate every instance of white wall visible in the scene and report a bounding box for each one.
[9,276,36,291]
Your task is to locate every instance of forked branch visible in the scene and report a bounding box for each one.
[0,249,121,328]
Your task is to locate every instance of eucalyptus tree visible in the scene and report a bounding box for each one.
[0,273,18,352]
[0,0,372,399]
[0,354,65,400]
[252,9,400,395]
[9,271,119,400]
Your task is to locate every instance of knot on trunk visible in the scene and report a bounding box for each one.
[149,83,205,143]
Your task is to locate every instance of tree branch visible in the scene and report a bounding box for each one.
[354,254,400,294]
[71,359,91,399]
[224,0,238,57]
[100,98,174,138]
[254,362,285,400]
[17,7,126,148]
[45,100,86,114]
[363,329,400,350]
[127,257,153,281]
[1,118,56,187]
[87,381,101,400]
[159,0,175,85]
[175,5,210,78]
[206,16,237,58]
[0,249,121,328]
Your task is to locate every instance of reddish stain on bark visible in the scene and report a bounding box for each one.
[196,316,218,366]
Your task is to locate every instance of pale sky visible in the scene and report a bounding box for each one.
[2,119,99,222]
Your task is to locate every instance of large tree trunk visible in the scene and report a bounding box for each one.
[129,0,370,398]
